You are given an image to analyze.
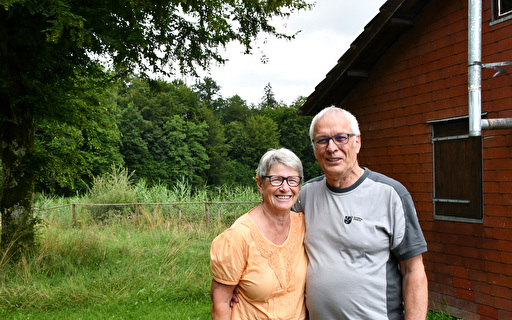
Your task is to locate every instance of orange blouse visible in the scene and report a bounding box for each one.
[210,208,308,319]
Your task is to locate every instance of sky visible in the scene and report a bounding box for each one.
[192,0,388,106]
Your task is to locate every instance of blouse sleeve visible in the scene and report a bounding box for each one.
[210,227,248,285]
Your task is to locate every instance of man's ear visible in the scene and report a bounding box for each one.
[355,135,361,154]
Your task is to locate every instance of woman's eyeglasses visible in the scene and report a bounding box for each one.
[262,175,302,187]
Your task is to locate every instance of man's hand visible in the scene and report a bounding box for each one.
[230,286,240,307]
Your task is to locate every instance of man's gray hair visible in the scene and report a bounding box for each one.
[256,148,303,178]
[309,106,360,147]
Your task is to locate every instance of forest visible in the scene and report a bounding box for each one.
[9,75,322,197]
[1,0,316,255]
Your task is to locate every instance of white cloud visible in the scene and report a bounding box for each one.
[195,0,387,105]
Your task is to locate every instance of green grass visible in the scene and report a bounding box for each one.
[1,172,461,319]
[0,215,223,319]
[428,311,463,320]
[0,213,462,319]
[1,175,258,319]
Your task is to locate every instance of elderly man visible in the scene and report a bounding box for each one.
[294,106,428,320]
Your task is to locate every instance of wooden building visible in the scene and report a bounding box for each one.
[299,0,512,319]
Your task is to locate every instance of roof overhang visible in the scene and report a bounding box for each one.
[299,0,431,116]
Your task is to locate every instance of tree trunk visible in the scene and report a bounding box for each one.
[0,100,36,259]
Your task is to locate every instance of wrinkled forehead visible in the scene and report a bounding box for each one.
[313,113,351,136]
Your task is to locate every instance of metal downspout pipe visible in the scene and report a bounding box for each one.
[468,0,482,136]
[468,0,512,134]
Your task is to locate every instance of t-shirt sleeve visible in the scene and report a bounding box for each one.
[392,192,428,261]
[210,228,247,285]
[293,188,305,213]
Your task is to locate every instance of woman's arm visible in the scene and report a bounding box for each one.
[211,279,237,320]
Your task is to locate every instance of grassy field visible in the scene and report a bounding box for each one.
[1,213,210,318]
[0,211,461,319]
[0,169,461,319]
[0,208,234,319]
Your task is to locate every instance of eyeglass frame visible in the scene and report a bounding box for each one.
[311,133,356,149]
[261,175,303,187]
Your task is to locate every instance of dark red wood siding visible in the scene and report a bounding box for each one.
[339,1,512,319]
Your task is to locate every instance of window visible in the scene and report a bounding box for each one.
[493,0,512,21]
[429,116,483,222]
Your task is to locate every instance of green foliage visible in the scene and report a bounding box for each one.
[427,311,463,320]
[117,78,210,187]
[0,0,313,255]
[108,76,329,192]
[263,99,323,180]
[0,217,219,319]
[218,95,251,124]
[194,77,222,110]
[29,74,324,196]
[198,107,229,185]
[260,82,279,109]
[34,73,123,194]
[164,115,210,185]
[118,102,152,183]
[87,165,136,222]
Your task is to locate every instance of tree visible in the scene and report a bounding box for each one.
[224,115,280,186]
[199,107,229,186]
[264,97,323,180]
[245,115,281,167]
[218,95,251,124]
[194,77,227,185]
[260,82,279,109]
[163,116,210,186]
[35,73,124,195]
[193,77,222,111]
[224,121,254,186]
[0,0,313,256]
[118,103,151,183]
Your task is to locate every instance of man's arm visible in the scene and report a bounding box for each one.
[400,254,428,320]
[210,279,237,320]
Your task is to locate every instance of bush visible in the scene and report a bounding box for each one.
[87,165,136,222]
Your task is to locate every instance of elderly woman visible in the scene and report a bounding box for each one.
[210,148,307,319]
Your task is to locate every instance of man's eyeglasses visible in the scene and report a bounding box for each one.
[262,175,302,187]
[312,133,356,149]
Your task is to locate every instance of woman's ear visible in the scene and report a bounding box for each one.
[255,177,264,194]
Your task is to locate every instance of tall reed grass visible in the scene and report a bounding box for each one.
[1,170,261,319]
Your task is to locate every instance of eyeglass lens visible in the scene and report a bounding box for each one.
[266,176,301,187]
[313,133,351,148]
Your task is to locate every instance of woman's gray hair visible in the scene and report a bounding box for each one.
[256,148,303,178]
[309,106,361,143]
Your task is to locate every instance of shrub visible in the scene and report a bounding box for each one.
[87,165,136,222]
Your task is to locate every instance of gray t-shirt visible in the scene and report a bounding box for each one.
[294,168,427,320]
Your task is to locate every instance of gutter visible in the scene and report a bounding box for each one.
[468,0,512,135]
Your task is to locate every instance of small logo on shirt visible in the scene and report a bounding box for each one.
[344,216,362,224]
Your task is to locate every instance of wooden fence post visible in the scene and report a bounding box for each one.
[205,202,210,226]
[72,203,76,227]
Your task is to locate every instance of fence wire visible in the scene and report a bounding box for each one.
[34,201,261,227]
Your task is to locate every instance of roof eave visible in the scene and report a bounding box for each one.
[299,0,430,115]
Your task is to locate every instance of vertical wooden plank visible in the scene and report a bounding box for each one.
[205,202,210,226]
[72,203,76,227]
